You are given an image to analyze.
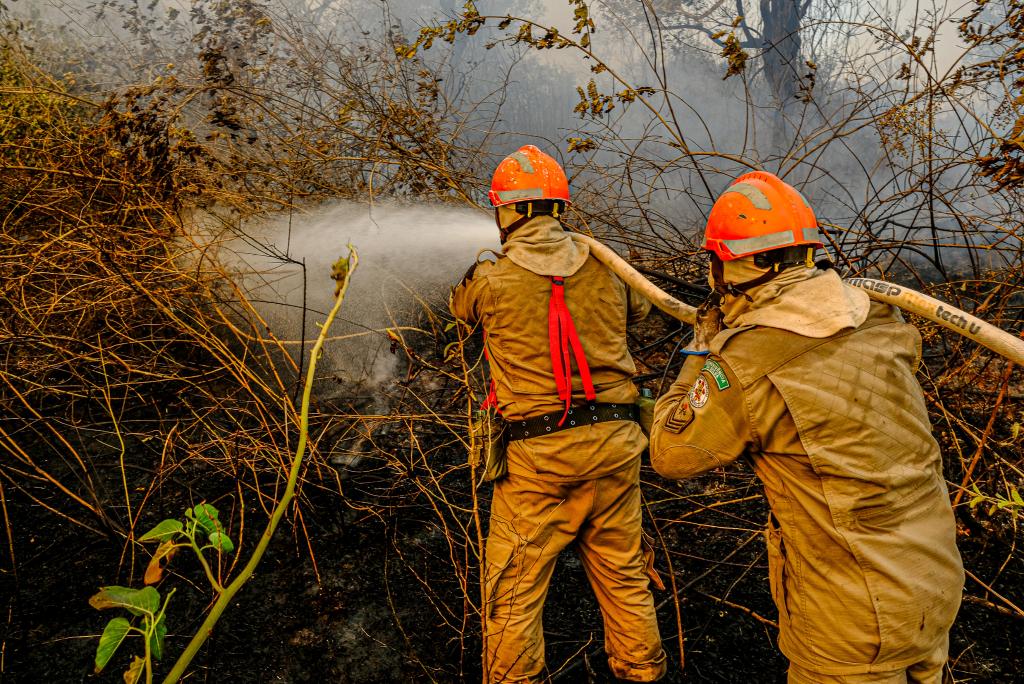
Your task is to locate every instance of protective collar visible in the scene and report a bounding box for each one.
[501,214,589,277]
[711,257,870,338]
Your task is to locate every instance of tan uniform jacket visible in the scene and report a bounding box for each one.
[650,302,964,676]
[451,250,651,481]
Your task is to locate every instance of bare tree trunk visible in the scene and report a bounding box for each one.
[760,0,804,103]
[759,0,807,153]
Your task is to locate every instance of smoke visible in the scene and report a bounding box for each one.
[222,202,498,398]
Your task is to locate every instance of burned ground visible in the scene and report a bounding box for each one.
[2,306,1022,683]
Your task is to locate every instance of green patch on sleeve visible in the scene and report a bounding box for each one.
[701,359,731,391]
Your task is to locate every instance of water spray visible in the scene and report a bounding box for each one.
[571,234,1024,365]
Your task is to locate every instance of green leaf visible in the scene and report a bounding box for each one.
[149,613,167,660]
[969,495,985,509]
[192,503,220,520]
[90,586,161,616]
[94,617,131,672]
[189,503,221,537]
[444,322,456,332]
[138,519,183,543]
[207,531,235,553]
[123,655,145,684]
[1011,487,1024,506]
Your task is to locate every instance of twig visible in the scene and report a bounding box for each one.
[953,358,1016,508]
[964,568,1024,620]
[694,590,778,629]
[161,248,358,683]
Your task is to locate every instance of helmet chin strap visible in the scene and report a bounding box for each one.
[710,247,818,300]
[497,213,535,243]
[496,201,565,243]
[710,255,777,301]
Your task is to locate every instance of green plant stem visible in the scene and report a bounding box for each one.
[187,536,224,593]
[143,615,153,684]
[161,249,358,684]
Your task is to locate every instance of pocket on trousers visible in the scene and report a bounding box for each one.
[483,535,517,621]
[640,530,666,591]
[765,519,790,624]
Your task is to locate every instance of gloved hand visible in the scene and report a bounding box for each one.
[686,297,723,352]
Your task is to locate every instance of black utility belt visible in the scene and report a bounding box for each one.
[505,402,639,442]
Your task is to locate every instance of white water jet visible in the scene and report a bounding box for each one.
[222,201,499,398]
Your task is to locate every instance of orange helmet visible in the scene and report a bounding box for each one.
[703,171,822,261]
[488,144,571,207]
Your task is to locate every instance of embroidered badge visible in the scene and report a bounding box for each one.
[689,376,710,409]
[702,359,730,391]
[663,400,693,433]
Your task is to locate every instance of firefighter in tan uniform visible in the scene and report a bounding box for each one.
[651,172,964,683]
[451,145,666,682]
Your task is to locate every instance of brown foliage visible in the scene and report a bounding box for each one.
[0,39,315,551]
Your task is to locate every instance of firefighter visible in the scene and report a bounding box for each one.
[650,171,964,683]
[450,145,666,682]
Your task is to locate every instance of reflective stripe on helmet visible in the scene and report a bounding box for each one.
[494,187,544,202]
[507,151,535,173]
[723,182,772,210]
[720,227,823,256]
[720,230,792,255]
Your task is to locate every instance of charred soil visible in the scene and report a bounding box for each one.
[2,369,1022,683]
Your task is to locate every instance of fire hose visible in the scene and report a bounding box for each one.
[571,234,1024,366]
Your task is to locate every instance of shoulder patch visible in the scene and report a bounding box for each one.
[689,376,710,408]
[701,359,730,391]
[663,400,693,434]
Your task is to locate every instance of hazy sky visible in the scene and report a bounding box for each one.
[17,0,972,67]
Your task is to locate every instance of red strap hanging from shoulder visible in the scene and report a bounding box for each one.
[481,378,498,411]
[548,276,596,425]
